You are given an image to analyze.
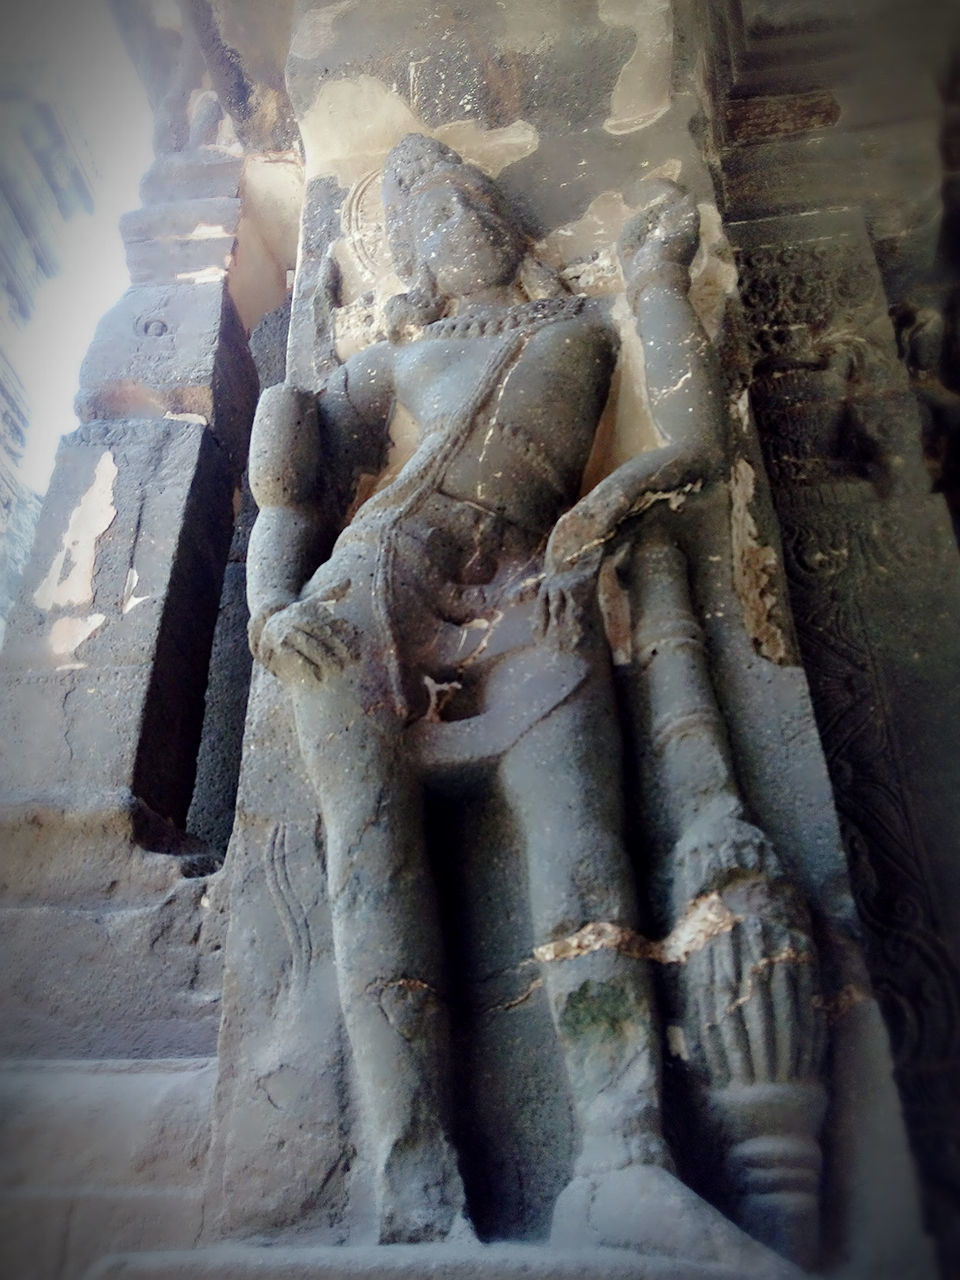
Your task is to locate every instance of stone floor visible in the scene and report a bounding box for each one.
[84,1242,796,1280]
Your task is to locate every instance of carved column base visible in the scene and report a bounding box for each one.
[708,1081,827,1271]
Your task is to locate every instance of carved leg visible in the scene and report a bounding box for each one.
[498,671,805,1275]
[498,670,675,1238]
[291,675,469,1244]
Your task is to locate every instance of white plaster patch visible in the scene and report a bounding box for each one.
[188,222,232,240]
[690,202,739,343]
[666,1025,690,1060]
[730,458,788,664]
[241,155,303,270]
[333,291,390,359]
[291,1,359,59]
[34,452,118,612]
[598,0,673,134]
[538,190,638,288]
[435,120,538,176]
[122,568,150,615]
[176,266,227,284]
[49,613,106,658]
[731,388,751,435]
[301,75,538,187]
[300,76,421,185]
[377,402,420,490]
[644,157,682,184]
[581,292,663,495]
[535,190,665,490]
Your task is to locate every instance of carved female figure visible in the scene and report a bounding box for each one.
[246,134,744,1252]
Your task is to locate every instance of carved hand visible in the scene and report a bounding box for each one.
[248,601,292,660]
[255,597,361,684]
[617,180,699,301]
[534,545,604,651]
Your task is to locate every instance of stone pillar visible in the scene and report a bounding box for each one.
[195,4,929,1275]
[702,4,960,1268]
[0,141,257,898]
[731,208,960,1277]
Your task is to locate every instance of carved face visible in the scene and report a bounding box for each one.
[409,179,523,298]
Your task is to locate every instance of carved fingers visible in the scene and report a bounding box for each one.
[685,919,823,1087]
[534,575,580,648]
[257,598,361,684]
[618,181,700,299]
[534,557,603,651]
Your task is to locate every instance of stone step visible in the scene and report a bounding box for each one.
[0,1057,216,1188]
[0,889,222,1058]
[0,1058,216,1280]
[83,1243,796,1280]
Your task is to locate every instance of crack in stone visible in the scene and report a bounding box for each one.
[729,457,788,663]
[812,982,870,1023]
[533,895,742,968]
[558,481,703,570]
[477,975,544,1015]
[723,946,813,1017]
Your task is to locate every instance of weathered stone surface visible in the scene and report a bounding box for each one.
[728,200,960,1273]
[1,419,234,868]
[75,283,257,474]
[120,198,242,246]
[124,234,239,287]
[205,110,919,1278]
[0,1058,215,1280]
[0,475,40,649]
[0,415,234,1068]
[0,1057,216,1186]
[85,1245,796,1280]
[0,885,221,1057]
[139,152,244,206]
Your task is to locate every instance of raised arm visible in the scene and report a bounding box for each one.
[545,181,727,575]
[247,342,395,655]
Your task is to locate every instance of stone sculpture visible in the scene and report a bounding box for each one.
[246,133,825,1267]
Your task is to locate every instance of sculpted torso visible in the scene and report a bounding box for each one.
[280,309,617,716]
[391,318,615,533]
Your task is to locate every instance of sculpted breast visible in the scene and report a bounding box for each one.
[438,316,618,530]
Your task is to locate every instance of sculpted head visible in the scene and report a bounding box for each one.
[382,134,525,303]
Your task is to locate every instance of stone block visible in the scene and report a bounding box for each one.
[0,420,234,898]
[67,1191,205,1280]
[0,1057,216,1188]
[0,1189,204,1280]
[75,283,257,474]
[120,199,242,246]
[125,235,239,286]
[0,1193,68,1280]
[0,1059,213,1278]
[139,152,243,205]
[0,888,221,1056]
